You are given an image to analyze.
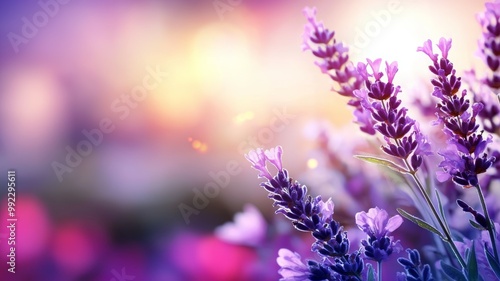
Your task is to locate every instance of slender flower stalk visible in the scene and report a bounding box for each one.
[418,37,499,263]
[476,183,499,261]
[377,261,382,281]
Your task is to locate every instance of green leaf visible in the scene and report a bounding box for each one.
[397,208,445,240]
[485,247,500,279]
[469,219,486,231]
[354,155,409,174]
[466,243,478,281]
[435,190,451,234]
[441,261,467,281]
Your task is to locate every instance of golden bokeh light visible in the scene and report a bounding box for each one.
[307,158,319,169]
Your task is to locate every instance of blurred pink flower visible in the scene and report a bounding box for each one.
[52,222,108,275]
[1,195,51,263]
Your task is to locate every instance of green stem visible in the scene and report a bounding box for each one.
[408,172,466,269]
[395,138,467,269]
[377,261,382,281]
[404,173,452,263]
[475,184,499,261]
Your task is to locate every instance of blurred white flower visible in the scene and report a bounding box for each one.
[215,204,267,247]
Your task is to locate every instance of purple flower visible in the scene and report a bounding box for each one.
[477,0,500,89]
[367,58,383,81]
[245,148,272,179]
[456,199,489,229]
[385,61,398,84]
[355,59,430,171]
[419,37,497,187]
[353,88,371,109]
[357,61,369,80]
[353,106,376,135]
[356,207,403,262]
[247,146,359,279]
[302,6,374,135]
[414,124,433,157]
[318,198,334,220]
[215,204,267,247]
[436,147,464,182]
[264,146,283,171]
[397,249,434,281]
[417,39,437,62]
[437,38,452,60]
[247,146,350,257]
[245,146,285,180]
[330,252,365,279]
[276,248,310,281]
[465,69,500,134]
[355,207,403,239]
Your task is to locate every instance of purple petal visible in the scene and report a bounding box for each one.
[314,61,329,73]
[437,38,452,59]
[436,170,451,182]
[472,102,484,117]
[264,146,283,171]
[475,134,493,156]
[215,204,267,247]
[356,62,369,80]
[367,58,383,80]
[355,211,371,234]
[385,61,398,83]
[245,149,272,179]
[417,39,437,61]
[385,215,403,233]
[354,107,376,135]
[276,249,310,281]
[370,207,389,237]
[303,7,317,25]
[318,198,335,220]
[353,89,371,109]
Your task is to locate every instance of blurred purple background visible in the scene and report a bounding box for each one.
[0,0,491,280]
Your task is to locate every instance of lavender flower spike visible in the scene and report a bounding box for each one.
[418,37,497,187]
[354,59,430,172]
[246,146,362,280]
[477,0,500,89]
[302,6,374,135]
[420,36,499,264]
[246,146,350,258]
